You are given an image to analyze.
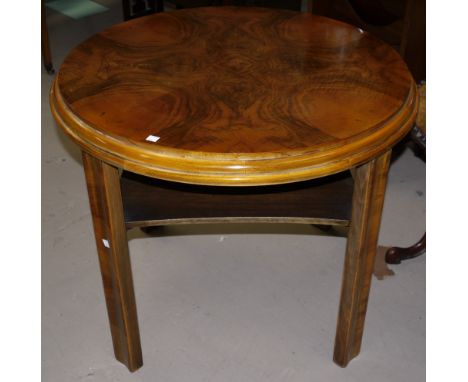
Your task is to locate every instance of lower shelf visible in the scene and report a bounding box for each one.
[120,171,354,228]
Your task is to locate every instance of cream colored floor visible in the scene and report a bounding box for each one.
[42,2,425,381]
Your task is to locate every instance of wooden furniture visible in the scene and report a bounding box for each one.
[386,82,425,264]
[121,1,313,21]
[50,7,417,372]
[310,0,425,82]
[172,0,305,10]
[122,0,164,20]
[42,0,54,74]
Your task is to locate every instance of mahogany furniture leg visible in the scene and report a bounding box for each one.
[334,150,391,367]
[42,0,54,74]
[385,233,426,264]
[385,123,426,265]
[82,152,143,372]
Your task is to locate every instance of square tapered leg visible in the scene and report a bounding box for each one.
[82,152,143,372]
[333,150,391,367]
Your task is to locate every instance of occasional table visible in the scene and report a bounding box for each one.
[50,7,417,372]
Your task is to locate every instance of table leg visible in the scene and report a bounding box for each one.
[385,233,426,264]
[82,152,143,372]
[42,0,54,74]
[333,150,391,367]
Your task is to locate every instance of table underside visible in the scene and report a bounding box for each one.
[121,171,354,229]
[81,150,391,371]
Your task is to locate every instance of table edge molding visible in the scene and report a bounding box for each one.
[50,79,417,186]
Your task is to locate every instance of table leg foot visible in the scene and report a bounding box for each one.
[82,152,143,372]
[385,233,426,264]
[333,151,391,367]
[44,63,55,75]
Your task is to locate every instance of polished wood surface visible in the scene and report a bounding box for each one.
[386,82,425,264]
[311,0,425,82]
[82,153,143,371]
[399,0,425,82]
[386,233,425,264]
[121,171,353,228]
[51,6,417,372]
[334,150,391,367]
[51,7,416,186]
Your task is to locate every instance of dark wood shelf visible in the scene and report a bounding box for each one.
[121,171,354,228]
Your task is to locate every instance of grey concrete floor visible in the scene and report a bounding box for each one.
[42,3,425,381]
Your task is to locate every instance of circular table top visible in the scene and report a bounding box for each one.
[50,6,417,186]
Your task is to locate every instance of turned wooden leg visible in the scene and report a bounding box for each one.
[82,152,143,372]
[334,151,391,367]
[385,233,426,264]
[385,124,426,265]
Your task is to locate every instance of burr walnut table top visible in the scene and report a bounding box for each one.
[50,6,417,186]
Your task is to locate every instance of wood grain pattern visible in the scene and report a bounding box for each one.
[385,83,425,264]
[120,170,353,228]
[50,7,417,186]
[333,150,391,367]
[82,152,143,372]
[50,7,415,370]
[310,0,425,82]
